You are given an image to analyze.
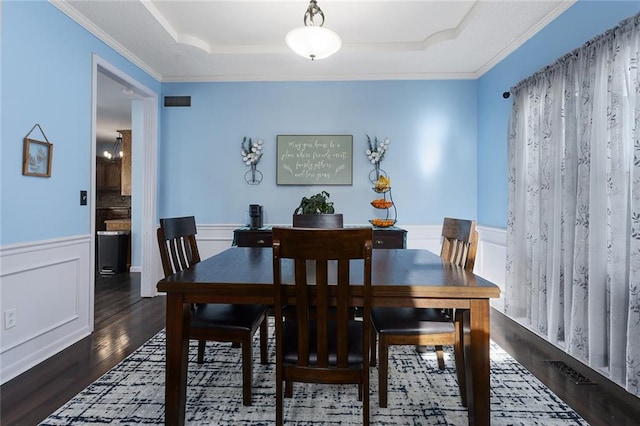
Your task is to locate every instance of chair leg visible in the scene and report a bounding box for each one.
[285,380,293,398]
[276,369,283,425]
[378,334,389,408]
[259,316,268,365]
[197,340,206,364]
[435,345,445,370]
[370,326,377,367]
[363,377,370,426]
[242,335,253,406]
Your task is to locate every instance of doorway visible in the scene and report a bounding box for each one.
[95,73,135,276]
[90,55,160,328]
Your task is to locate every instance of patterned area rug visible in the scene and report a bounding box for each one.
[42,323,587,425]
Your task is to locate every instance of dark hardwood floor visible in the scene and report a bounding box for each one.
[2,273,639,425]
[0,272,166,426]
[490,309,640,426]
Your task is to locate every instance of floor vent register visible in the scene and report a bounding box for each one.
[543,360,596,385]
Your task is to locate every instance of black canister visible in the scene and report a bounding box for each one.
[249,204,263,228]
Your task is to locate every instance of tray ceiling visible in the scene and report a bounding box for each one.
[55,0,575,82]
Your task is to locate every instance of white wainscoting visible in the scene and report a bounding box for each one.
[0,235,92,384]
[475,225,507,311]
[195,224,242,259]
[0,224,506,385]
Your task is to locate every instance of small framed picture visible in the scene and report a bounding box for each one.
[23,138,53,177]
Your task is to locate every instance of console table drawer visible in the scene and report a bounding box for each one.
[373,229,406,249]
[234,230,272,247]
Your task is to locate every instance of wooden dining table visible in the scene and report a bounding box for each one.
[157,247,500,425]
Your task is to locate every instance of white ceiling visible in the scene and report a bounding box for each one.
[54,0,575,146]
[95,71,141,150]
[56,0,574,82]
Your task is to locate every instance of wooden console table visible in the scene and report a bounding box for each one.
[233,225,407,249]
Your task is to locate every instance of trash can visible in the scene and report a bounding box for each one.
[97,231,129,274]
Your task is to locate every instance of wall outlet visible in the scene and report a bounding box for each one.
[4,309,16,329]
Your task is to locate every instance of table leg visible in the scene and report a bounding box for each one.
[465,299,490,426]
[453,309,467,408]
[164,294,190,426]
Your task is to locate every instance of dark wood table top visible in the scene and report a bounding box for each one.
[157,247,500,301]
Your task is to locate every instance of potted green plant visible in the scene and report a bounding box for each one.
[292,191,343,228]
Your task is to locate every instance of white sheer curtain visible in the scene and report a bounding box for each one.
[506,12,640,396]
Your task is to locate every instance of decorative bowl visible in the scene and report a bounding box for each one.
[371,199,393,209]
[369,218,396,228]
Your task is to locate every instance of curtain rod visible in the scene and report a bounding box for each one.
[509,11,639,96]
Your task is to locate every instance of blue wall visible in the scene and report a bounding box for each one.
[477,0,640,228]
[2,1,638,246]
[0,1,160,245]
[159,80,478,226]
[159,1,639,230]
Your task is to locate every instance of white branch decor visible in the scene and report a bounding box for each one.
[366,135,390,164]
[241,137,263,165]
[241,136,264,184]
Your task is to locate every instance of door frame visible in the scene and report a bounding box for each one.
[90,54,160,309]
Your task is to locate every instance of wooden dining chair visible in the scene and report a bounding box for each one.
[157,216,269,406]
[370,217,478,408]
[272,227,373,426]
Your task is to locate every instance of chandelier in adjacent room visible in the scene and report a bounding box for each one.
[104,133,123,160]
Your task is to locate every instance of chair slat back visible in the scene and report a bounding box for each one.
[272,227,373,369]
[157,216,201,277]
[440,217,478,272]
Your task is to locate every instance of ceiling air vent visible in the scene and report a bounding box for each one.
[164,96,191,107]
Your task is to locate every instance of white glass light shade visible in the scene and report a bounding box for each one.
[286,26,342,60]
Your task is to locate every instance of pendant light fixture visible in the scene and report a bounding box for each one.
[286,0,341,60]
[104,133,123,160]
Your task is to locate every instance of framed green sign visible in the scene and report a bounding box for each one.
[276,135,353,185]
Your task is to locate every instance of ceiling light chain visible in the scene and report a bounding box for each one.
[304,0,324,27]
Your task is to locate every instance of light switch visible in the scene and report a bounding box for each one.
[80,190,87,206]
